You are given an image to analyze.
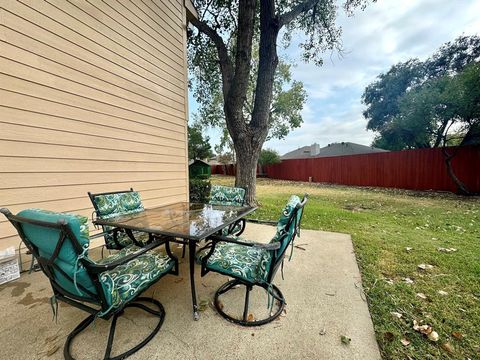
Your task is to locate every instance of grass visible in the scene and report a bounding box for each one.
[211,175,480,359]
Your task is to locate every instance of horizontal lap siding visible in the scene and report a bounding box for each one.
[0,0,189,249]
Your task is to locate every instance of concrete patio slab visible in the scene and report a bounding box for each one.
[0,223,381,359]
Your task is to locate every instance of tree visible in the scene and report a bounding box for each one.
[188,125,213,160]
[363,35,480,149]
[189,0,369,204]
[259,148,281,165]
[366,61,480,194]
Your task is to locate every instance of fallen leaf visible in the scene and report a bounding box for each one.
[383,332,394,342]
[247,313,255,321]
[413,320,433,335]
[46,345,60,356]
[418,263,434,270]
[391,311,403,319]
[341,335,351,345]
[437,247,457,253]
[451,331,463,339]
[441,342,454,353]
[416,293,427,300]
[438,290,448,296]
[428,331,439,342]
[198,299,209,312]
[401,338,411,346]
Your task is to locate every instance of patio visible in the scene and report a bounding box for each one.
[0,223,380,359]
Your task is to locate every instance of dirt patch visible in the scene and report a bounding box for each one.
[343,204,374,212]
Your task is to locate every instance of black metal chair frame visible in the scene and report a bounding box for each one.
[1,208,178,360]
[88,188,153,250]
[198,195,307,326]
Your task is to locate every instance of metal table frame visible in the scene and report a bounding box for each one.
[94,202,257,320]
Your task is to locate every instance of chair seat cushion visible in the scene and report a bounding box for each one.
[105,230,150,248]
[99,246,174,308]
[196,240,271,284]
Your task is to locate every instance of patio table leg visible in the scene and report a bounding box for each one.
[188,239,200,320]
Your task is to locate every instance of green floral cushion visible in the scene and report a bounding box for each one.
[196,240,271,284]
[99,247,174,308]
[104,230,150,248]
[93,191,144,219]
[271,195,303,255]
[221,221,242,236]
[209,185,246,206]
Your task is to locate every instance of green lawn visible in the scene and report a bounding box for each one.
[212,176,480,359]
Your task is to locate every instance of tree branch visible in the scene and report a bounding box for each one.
[190,17,234,97]
[278,0,321,28]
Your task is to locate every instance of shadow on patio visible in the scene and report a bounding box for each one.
[0,223,380,360]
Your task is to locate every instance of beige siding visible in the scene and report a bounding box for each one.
[0,0,190,254]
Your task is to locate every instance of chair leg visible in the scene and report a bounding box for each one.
[214,280,286,327]
[182,243,186,258]
[64,297,165,360]
[242,285,252,322]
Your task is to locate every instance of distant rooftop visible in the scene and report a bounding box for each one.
[281,142,388,160]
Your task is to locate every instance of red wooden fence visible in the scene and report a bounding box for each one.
[212,146,480,193]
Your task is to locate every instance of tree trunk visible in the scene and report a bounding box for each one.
[235,141,261,204]
[442,147,471,195]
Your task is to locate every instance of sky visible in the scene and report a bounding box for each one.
[188,0,480,156]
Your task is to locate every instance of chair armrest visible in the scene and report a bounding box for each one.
[85,237,167,274]
[207,234,254,247]
[252,242,281,251]
[207,235,280,251]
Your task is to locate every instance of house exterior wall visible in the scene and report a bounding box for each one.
[0,0,191,249]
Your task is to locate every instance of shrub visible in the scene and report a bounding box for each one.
[189,178,211,203]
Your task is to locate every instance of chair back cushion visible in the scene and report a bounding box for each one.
[270,195,303,256]
[16,209,97,299]
[92,191,144,219]
[209,185,246,206]
[91,191,144,249]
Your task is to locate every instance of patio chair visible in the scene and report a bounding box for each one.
[179,184,249,259]
[209,184,247,236]
[196,194,308,326]
[1,208,178,360]
[88,189,151,250]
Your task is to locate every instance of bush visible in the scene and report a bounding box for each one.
[189,178,211,203]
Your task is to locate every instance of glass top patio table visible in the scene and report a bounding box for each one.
[94,202,257,241]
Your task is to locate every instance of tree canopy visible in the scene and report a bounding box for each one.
[188,0,370,203]
[188,125,213,160]
[258,148,281,166]
[362,35,480,150]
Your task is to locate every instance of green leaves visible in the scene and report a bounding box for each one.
[258,148,281,166]
[363,35,480,151]
[188,125,213,160]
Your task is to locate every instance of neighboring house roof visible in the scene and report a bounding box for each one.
[281,143,321,159]
[281,142,388,160]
